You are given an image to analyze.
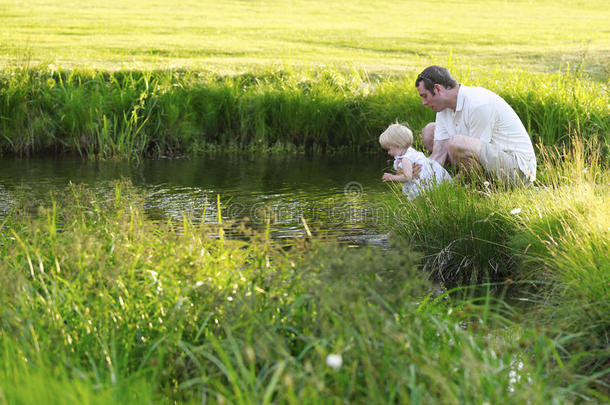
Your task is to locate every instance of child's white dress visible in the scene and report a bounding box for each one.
[394,147,452,200]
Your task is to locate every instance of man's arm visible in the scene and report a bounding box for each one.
[427,115,451,167]
[429,139,450,166]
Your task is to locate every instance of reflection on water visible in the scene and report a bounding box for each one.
[0,153,399,241]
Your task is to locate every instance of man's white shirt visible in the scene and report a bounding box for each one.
[434,84,537,181]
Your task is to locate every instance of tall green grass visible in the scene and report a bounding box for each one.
[1,181,607,403]
[1,66,608,159]
[386,136,609,392]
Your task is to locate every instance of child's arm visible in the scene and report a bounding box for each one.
[382,157,414,183]
[400,156,413,181]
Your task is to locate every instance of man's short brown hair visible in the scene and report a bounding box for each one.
[415,66,458,94]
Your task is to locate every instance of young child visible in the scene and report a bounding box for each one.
[380,123,451,200]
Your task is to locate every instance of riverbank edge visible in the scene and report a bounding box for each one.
[1,66,608,160]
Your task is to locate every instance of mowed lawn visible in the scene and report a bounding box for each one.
[1,0,609,76]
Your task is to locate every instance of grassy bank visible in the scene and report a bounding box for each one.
[0,176,608,403]
[1,66,608,159]
[385,137,609,390]
[2,0,609,77]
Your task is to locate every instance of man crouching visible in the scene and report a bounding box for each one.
[416,65,536,184]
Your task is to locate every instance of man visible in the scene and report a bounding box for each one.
[416,65,536,183]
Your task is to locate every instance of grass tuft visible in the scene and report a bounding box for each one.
[387,135,609,393]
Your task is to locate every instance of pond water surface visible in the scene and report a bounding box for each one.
[0,153,399,243]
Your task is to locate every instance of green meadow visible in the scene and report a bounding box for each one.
[0,0,609,403]
[2,0,609,76]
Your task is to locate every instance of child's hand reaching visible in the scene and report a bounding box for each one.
[382,172,399,182]
[383,161,421,183]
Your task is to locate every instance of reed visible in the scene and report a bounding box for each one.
[0,66,607,159]
[507,138,609,384]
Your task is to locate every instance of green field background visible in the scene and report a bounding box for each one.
[2,0,609,77]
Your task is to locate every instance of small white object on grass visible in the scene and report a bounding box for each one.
[326,354,342,370]
[510,208,522,215]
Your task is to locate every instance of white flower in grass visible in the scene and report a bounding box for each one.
[483,181,490,187]
[510,208,522,215]
[326,354,342,370]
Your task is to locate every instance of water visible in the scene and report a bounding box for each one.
[0,153,399,243]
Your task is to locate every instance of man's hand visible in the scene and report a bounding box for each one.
[429,139,449,166]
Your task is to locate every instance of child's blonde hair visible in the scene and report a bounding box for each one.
[379,123,413,149]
